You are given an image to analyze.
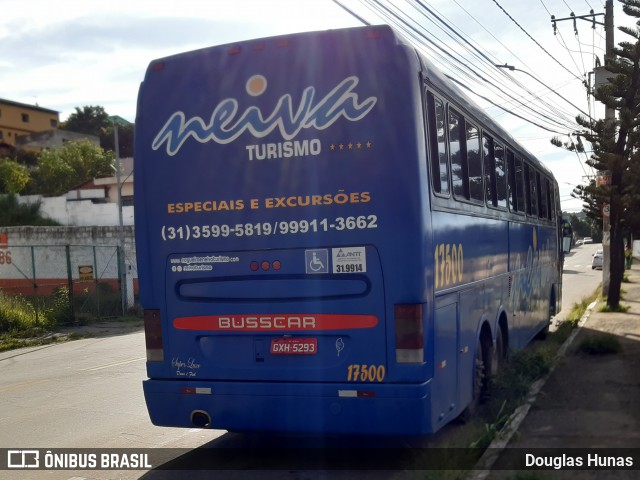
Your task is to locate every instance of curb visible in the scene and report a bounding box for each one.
[465,299,599,480]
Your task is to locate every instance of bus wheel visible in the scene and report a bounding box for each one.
[460,334,491,421]
[492,326,506,377]
[536,289,555,340]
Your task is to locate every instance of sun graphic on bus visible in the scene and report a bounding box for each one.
[246,75,267,96]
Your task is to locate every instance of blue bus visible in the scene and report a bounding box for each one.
[134,25,563,435]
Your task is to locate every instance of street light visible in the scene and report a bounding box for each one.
[495,63,589,117]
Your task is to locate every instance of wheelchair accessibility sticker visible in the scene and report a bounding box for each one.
[305,249,329,274]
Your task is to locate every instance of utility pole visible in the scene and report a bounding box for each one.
[108,115,131,314]
[602,0,614,297]
[551,0,614,297]
[113,121,127,315]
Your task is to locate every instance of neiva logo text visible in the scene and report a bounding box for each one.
[152,75,377,156]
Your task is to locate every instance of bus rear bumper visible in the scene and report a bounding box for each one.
[143,379,437,435]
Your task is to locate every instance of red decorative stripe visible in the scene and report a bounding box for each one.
[174,314,378,331]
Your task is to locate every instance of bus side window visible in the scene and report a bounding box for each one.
[426,92,449,195]
[545,178,552,219]
[515,156,525,214]
[538,172,548,219]
[507,149,517,212]
[466,122,483,202]
[528,165,538,218]
[448,109,465,199]
[495,143,507,209]
[483,134,496,207]
[523,163,532,216]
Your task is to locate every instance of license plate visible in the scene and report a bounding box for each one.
[270,338,318,355]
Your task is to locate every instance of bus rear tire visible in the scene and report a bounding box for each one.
[460,332,491,421]
[536,288,556,340]
[492,326,506,376]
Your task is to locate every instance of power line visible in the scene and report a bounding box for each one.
[444,75,568,135]
[491,0,584,81]
[371,0,582,130]
[334,0,588,135]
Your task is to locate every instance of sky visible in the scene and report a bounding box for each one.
[1,0,637,212]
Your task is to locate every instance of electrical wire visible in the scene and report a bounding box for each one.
[373,0,583,130]
[333,0,596,147]
[491,0,583,81]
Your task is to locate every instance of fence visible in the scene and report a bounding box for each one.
[0,244,138,324]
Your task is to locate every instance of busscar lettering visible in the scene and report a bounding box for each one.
[217,316,316,330]
[152,76,377,156]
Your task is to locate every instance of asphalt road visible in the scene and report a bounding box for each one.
[0,245,603,480]
[556,242,603,323]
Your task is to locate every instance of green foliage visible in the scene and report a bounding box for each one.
[0,292,53,334]
[566,213,599,242]
[470,401,509,449]
[59,105,110,136]
[48,287,74,324]
[101,123,135,158]
[0,194,60,226]
[33,139,114,196]
[599,302,630,313]
[0,158,30,194]
[487,350,550,414]
[0,289,72,335]
[578,333,622,355]
[59,105,134,157]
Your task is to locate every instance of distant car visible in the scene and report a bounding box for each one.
[592,248,603,269]
[583,237,593,245]
[575,239,583,246]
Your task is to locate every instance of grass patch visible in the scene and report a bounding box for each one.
[578,334,622,355]
[598,303,630,313]
[0,289,141,352]
[566,291,600,324]
[550,290,600,345]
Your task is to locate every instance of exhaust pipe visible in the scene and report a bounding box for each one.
[191,410,211,428]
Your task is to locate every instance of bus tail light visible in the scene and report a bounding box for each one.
[395,304,424,364]
[144,309,164,362]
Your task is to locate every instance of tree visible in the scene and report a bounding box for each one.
[554,0,640,308]
[60,105,110,137]
[566,212,599,241]
[101,123,135,158]
[33,140,114,196]
[60,105,134,157]
[0,158,30,194]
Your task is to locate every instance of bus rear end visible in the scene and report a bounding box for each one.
[135,26,435,435]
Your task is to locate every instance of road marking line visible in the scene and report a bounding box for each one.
[81,357,146,371]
